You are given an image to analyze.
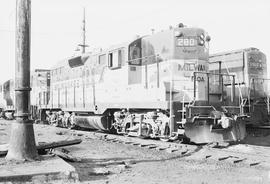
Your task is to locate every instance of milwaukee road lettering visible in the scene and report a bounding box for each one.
[178,63,206,72]
[178,63,206,81]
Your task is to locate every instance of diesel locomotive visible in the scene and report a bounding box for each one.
[3,24,267,143]
[0,69,50,120]
[209,48,270,126]
[42,24,248,144]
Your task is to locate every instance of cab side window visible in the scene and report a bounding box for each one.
[99,54,106,65]
[128,38,142,65]
[108,50,122,69]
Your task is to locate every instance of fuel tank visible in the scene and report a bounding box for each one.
[73,115,110,131]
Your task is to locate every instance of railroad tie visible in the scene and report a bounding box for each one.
[105,138,116,142]
[249,162,260,166]
[181,149,188,155]
[166,148,178,153]
[233,158,247,164]
[139,143,153,147]
[147,145,158,149]
[218,156,232,161]
[155,147,167,151]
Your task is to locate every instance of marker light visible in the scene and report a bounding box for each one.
[206,35,211,42]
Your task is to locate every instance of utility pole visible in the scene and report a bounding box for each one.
[6,0,38,161]
[78,7,88,54]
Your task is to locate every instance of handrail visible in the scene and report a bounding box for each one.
[127,54,160,64]
[188,105,217,112]
[193,71,237,103]
[249,77,270,114]
[222,61,244,106]
[249,77,270,97]
[193,71,235,77]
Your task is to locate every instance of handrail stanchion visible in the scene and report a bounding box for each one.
[232,76,235,103]
[207,73,210,105]
[193,72,196,100]
[156,55,160,88]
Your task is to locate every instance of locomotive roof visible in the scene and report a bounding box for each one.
[50,26,207,70]
[210,47,259,58]
[50,41,131,70]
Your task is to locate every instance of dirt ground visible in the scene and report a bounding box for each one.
[1,120,270,184]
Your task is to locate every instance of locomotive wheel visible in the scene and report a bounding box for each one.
[2,113,7,120]
[123,123,130,136]
[108,124,117,134]
[67,121,74,129]
[66,118,77,129]
[160,123,170,142]
[67,115,76,129]
[0,112,5,119]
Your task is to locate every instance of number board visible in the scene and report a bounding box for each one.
[177,37,197,47]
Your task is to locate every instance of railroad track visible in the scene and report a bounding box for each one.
[60,126,270,168]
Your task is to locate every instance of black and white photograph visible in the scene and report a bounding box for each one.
[0,0,270,183]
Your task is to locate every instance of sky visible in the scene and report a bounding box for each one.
[0,0,269,83]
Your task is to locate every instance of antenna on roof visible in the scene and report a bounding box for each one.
[78,7,89,54]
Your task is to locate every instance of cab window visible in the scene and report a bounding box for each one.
[98,54,106,65]
[108,50,122,69]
